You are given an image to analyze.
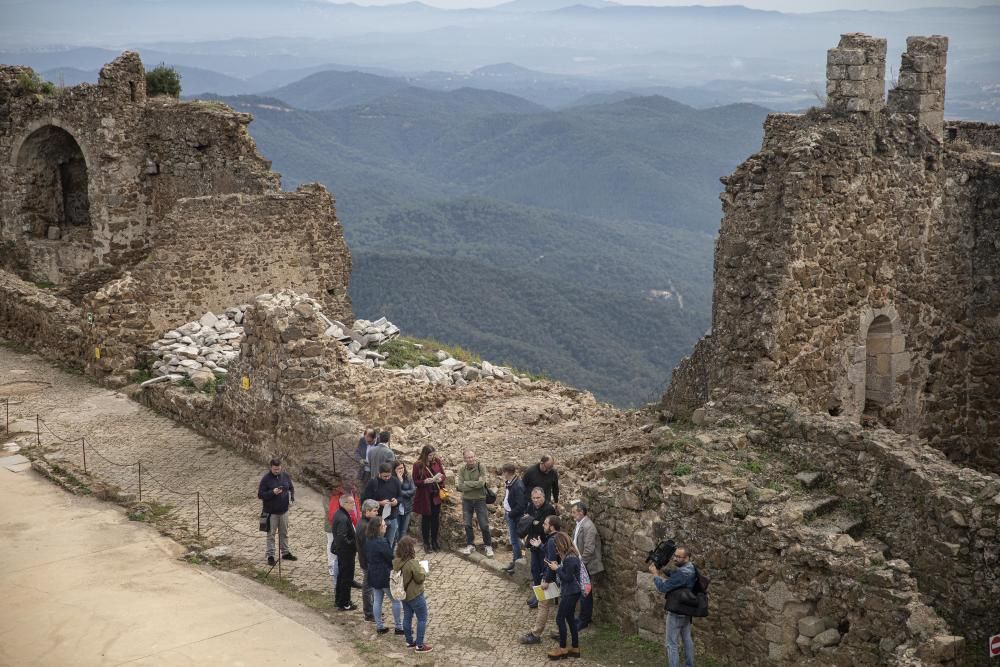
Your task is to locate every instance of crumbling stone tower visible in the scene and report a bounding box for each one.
[664,34,1000,475]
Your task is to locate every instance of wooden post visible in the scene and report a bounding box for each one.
[138,461,142,502]
[196,491,201,537]
[81,437,87,474]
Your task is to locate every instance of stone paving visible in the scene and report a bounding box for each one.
[1,347,604,666]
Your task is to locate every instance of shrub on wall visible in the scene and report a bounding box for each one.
[145,63,181,98]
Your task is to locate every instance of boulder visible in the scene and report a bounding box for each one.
[190,370,216,390]
[199,312,218,328]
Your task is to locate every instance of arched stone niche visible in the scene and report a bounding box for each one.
[12,122,92,238]
[853,305,910,423]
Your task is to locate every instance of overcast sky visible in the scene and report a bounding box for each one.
[347,0,1000,9]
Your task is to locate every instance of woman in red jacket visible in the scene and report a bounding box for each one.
[412,445,446,553]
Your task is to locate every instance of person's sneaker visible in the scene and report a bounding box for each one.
[423,542,433,553]
[267,556,276,566]
[431,542,441,552]
[460,545,475,555]
[548,647,569,660]
[519,633,541,645]
[338,603,357,611]
[281,553,298,561]
[406,642,418,649]
[484,546,494,557]
[503,562,516,573]
[527,595,538,609]
[414,644,434,653]
[364,614,374,622]
[567,647,580,658]
[376,628,390,635]
[394,629,406,635]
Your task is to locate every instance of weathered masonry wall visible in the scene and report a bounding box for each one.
[0,271,84,366]
[0,53,280,294]
[585,400,997,665]
[132,184,352,332]
[143,100,279,221]
[0,54,149,287]
[665,33,1000,474]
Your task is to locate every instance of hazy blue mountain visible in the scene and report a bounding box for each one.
[495,0,618,12]
[265,70,410,110]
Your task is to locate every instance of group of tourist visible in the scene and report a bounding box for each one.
[256,430,701,665]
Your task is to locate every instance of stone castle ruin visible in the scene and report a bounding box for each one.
[0,52,352,373]
[1,39,997,667]
[665,34,999,476]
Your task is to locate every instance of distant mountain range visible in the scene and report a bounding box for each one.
[197,79,770,404]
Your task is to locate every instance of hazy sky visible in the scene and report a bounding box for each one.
[348,0,1000,9]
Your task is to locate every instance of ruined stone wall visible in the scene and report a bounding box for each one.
[947,121,1000,152]
[0,54,149,286]
[131,184,352,332]
[584,399,996,665]
[0,53,282,297]
[665,33,1000,473]
[81,184,353,377]
[143,99,279,221]
[0,270,85,366]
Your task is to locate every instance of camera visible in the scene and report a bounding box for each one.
[646,539,676,570]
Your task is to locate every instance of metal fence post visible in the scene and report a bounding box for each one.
[138,461,142,502]
[81,437,87,474]
[196,491,201,537]
[36,415,40,445]
[331,442,336,476]
[3,398,7,433]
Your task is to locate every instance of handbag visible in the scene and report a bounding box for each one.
[516,513,534,538]
[579,559,592,596]
[259,511,270,532]
[424,462,449,501]
[485,486,497,505]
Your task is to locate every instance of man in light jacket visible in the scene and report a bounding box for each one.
[571,501,604,631]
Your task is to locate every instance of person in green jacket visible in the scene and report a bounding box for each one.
[393,536,433,653]
[457,448,494,557]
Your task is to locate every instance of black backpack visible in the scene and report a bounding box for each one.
[665,566,710,617]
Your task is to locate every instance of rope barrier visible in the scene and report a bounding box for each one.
[30,411,305,546]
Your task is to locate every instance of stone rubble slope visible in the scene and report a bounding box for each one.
[144,295,525,390]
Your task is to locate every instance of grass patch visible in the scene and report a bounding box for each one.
[382,338,442,369]
[585,624,666,666]
[0,339,32,354]
[673,463,693,477]
[31,280,58,289]
[743,458,765,474]
[128,500,173,522]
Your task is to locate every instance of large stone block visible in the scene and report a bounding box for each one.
[828,48,866,66]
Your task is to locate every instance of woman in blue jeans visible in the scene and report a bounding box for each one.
[393,461,416,548]
[392,536,433,653]
[364,516,403,634]
[545,532,582,660]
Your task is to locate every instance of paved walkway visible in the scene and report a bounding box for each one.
[1,347,601,666]
[0,463,360,666]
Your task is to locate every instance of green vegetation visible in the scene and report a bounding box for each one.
[743,458,765,475]
[146,63,182,97]
[128,500,173,522]
[673,462,693,476]
[16,70,56,95]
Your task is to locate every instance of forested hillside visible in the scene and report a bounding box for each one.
[213,85,768,405]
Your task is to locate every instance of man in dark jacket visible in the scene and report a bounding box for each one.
[331,494,358,610]
[523,487,554,609]
[257,458,296,566]
[522,454,559,506]
[501,462,528,573]
[355,499,379,621]
[363,463,402,546]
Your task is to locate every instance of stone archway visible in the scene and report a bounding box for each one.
[15,124,91,240]
[859,308,908,424]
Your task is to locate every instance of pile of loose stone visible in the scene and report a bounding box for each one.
[142,306,248,388]
[325,316,522,387]
[143,304,523,389]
